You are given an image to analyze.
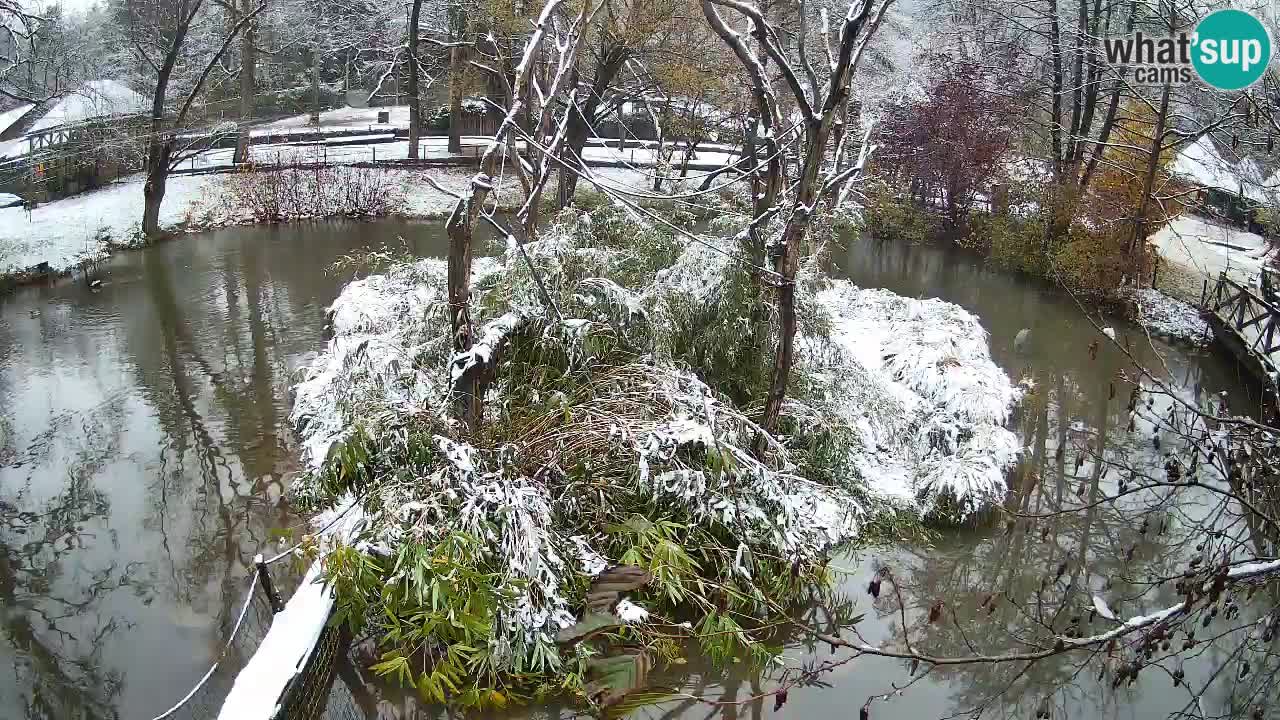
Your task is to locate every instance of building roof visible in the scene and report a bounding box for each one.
[0,103,34,136]
[26,80,147,133]
[0,81,148,159]
[1173,135,1268,204]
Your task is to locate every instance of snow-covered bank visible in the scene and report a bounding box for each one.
[0,165,652,281]
[0,171,452,277]
[0,174,217,276]
[1124,287,1211,346]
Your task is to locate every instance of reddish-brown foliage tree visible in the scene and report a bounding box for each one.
[878,57,1016,229]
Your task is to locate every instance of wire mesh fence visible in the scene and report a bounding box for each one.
[143,556,375,720]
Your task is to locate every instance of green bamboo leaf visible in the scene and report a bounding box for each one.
[556,611,621,644]
[602,688,678,719]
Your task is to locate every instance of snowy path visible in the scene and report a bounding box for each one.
[1149,214,1275,303]
[178,137,740,173]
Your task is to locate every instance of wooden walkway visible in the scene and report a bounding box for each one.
[1203,269,1280,384]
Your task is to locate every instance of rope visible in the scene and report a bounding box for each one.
[147,570,261,720]
[144,493,365,719]
[263,494,362,565]
[499,120,786,282]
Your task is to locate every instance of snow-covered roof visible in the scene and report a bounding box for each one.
[27,80,147,133]
[0,103,33,135]
[1172,136,1268,203]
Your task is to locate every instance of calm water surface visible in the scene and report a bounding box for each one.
[0,219,453,719]
[0,223,1264,719]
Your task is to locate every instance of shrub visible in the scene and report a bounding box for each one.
[974,212,1051,277]
[291,206,1021,711]
[859,181,936,244]
[1052,223,1151,295]
[210,165,404,222]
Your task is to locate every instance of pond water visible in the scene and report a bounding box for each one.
[0,221,1264,720]
[0,219,456,719]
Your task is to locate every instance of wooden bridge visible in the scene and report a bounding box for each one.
[1203,269,1280,385]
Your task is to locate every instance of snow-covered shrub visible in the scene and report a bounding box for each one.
[290,207,1021,706]
[423,96,495,132]
[1123,287,1210,345]
[801,283,1021,520]
[209,165,404,223]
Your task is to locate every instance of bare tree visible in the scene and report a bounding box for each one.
[699,0,889,452]
[433,0,599,429]
[112,0,265,237]
[406,0,425,158]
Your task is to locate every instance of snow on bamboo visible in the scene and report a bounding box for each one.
[287,211,1023,670]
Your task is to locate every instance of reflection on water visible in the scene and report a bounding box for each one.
[0,222,1263,720]
[0,219,452,719]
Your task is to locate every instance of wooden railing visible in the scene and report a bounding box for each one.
[1207,271,1280,361]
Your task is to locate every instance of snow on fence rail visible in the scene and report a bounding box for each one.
[138,500,366,720]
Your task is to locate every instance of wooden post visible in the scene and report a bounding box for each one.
[990,183,1009,216]
[255,554,284,613]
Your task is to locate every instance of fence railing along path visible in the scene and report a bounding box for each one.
[1203,269,1280,385]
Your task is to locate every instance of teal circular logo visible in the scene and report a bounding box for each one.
[1192,9,1272,91]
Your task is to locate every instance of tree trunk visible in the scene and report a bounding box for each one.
[651,105,666,192]
[407,0,423,160]
[142,135,173,238]
[309,44,321,125]
[233,0,255,164]
[756,114,840,454]
[1128,82,1172,281]
[560,45,628,202]
[448,45,464,154]
[616,103,625,151]
[447,153,499,429]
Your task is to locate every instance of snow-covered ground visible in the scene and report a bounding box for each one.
[253,104,418,134]
[1146,213,1278,375]
[243,105,741,154]
[1124,287,1211,346]
[179,136,740,172]
[1149,214,1275,292]
[0,174,218,275]
[0,165,654,279]
[0,170,464,276]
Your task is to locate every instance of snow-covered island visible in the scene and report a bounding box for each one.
[285,206,1022,701]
